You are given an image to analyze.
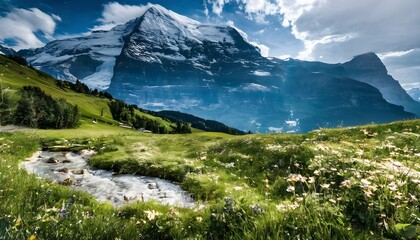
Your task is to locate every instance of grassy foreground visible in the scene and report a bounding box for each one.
[0,119,419,239]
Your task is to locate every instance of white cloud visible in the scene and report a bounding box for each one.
[208,0,280,23]
[251,42,270,57]
[92,2,151,31]
[0,8,61,50]
[203,0,210,18]
[211,0,227,16]
[275,0,420,88]
[379,48,420,90]
[277,0,420,62]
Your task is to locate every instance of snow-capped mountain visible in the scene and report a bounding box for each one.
[18,4,417,132]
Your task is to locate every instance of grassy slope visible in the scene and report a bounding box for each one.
[0,55,172,129]
[1,119,419,239]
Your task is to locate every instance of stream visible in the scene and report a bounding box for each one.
[21,150,195,208]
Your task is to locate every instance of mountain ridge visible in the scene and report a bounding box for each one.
[15,4,418,132]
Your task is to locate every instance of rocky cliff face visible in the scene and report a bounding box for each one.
[295,53,420,116]
[18,5,417,133]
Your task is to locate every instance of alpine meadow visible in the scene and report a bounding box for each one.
[0,1,419,239]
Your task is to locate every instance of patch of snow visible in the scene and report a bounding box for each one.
[242,83,270,92]
[83,58,116,90]
[285,120,297,127]
[154,52,186,61]
[253,70,271,76]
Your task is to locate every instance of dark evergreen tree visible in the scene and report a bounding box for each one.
[14,86,79,129]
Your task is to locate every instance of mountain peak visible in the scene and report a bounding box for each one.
[141,4,199,26]
[346,52,387,73]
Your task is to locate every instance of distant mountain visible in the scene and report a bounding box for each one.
[0,45,16,56]
[407,88,420,102]
[18,4,416,133]
[295,52,420,116]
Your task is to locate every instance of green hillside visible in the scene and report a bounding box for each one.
[0,55,173,130]
[0,54,419,239]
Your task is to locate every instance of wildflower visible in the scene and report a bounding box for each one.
[329,199,337,204]
[144,210,160,221]
[320,183,330,189]
[286,186,295,192]
[250,204,263,214]
[314,170,321,176]
[387,182,397,191]
[276,204,287,212]
[392,161,403,167]
[289,203,299,210]
[233,186,243,191]
[363,189,374,198]
[340,180,351,188]
[14,218,21,227]
[28,235,36,240]
[394,192,403,200]
[360,179,371,188]
[196,217,203,222]
[308,177,315,184]
[355,149,364,156]
[287,174,304,183]
[59,209,67,218]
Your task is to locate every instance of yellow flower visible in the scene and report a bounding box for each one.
[28,235,36,240]
[14,218,21,227]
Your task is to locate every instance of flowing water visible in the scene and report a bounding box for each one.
[21,150,195,208]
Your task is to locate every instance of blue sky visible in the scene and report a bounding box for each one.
[0,0,419,89]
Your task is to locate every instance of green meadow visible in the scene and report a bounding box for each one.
[0,55,419,239]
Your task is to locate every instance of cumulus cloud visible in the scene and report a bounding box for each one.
[379,49,420,89]
[277,0,420,62]
[0,8,60,50]
[92,2,151,31]
[251,42,270,57]
[208,0,280,23]
[211,0,228,16]
[275,0,420,88]
[211,0,420,87]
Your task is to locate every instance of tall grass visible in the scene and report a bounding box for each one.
[1,119,419,239]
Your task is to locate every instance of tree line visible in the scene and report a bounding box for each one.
[0,86,80,129]
[56,79,113,99]
[108,100,191,134]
